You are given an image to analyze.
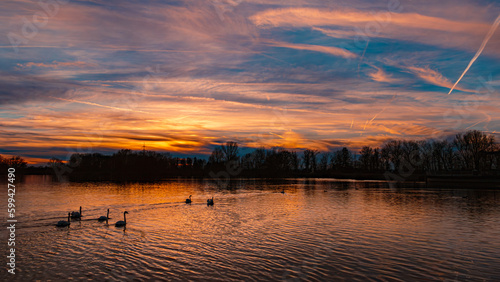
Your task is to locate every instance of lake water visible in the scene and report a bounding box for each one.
[1,176,500,281]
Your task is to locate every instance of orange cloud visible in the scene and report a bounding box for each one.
[405,66,475,93]
[17,61,94,69]
[250,7,494,55]
[264,40,357,59]
[250,7,486,33]
[368,66,399,83]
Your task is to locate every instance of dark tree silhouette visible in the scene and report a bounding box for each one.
[9,129,499,181]
[319,153,330,172]
[332,147,353,169]
[454,130,497,171]
[302,149,319,172]
[221,142,239,162]
[0,155,27,175]
[381,140,403,170]
[359,146,373,170]
[209,147,224,164]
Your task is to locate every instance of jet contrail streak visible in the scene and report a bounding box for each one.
[357,41,369,78]
[448,13,500,95]
[364,95,398,129]
[50,96,148,113]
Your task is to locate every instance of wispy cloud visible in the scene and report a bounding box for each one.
[250,7,495,54]
[405,65,475,93]
[250,7,487,33]
[368,66,399,83]
[264,40,357,59]
[49,96,149,113]
[17,61,95,69]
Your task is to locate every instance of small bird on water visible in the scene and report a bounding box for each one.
[56,213,71,227]
[71,206,82,219]
[207,197,214,206]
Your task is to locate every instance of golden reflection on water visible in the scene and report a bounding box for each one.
[1,176,500,281]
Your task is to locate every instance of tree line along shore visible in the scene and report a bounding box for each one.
[1,130,499,182]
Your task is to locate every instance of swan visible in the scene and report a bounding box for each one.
[115,211,128,227]
[71,206,82,219]
[185,195,192,204]
[56,213,71,227]
[207,196,214,206]
[98,209,110,221]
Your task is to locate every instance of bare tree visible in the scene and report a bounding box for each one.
[6,156,27,169]
[332,147,353,169]
[381,140,402,171]
[209,147,224,164]
[302,149,319,172]
[359,146,373,170]
[454,130,496,170]
[319,153,330,172]
[221,141,239,162]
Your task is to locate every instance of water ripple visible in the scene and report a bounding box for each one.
[2,178,500,281]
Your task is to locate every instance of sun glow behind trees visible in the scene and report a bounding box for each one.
[4,130,497,180]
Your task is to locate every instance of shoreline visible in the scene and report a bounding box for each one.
[11,174,500,189]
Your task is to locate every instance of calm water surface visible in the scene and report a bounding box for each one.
[1,176,500,281]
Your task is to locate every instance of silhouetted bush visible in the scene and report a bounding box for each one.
[10,130,499,181]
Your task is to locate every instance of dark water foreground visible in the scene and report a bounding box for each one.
[1,176,499,281]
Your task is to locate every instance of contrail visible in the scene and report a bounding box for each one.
[448,13,500,95]
[49,96,148,113]
[357,40,370,78]
[364,94,398,130]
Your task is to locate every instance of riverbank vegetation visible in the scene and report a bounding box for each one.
[1,130,499,181]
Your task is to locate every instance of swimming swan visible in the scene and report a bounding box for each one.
[115,211,128,227]
[207,197,214,206]
[186,195,192,204]
[98,209,110,221]
[71,206,82,219]
[56,213,71,227]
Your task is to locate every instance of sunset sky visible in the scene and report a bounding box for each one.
[1,0,500,164]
